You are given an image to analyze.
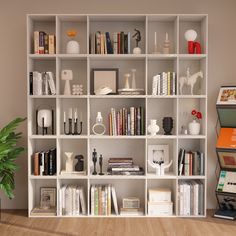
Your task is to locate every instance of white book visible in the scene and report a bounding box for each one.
[130,107,135,135]
[75,187,80,215]
[60,186,66,215]
[39,152,44,176]
[46,71,56,95]
[113,33,118,54]
[72,186,76,215]
[173,72,176,95]
[79,186,86,215]
[179,182,184,215]
[33,71,42,95]
[91,185,95,216]
[186,182,191,216]
[127,32,131,54]
[152,75,158,95]
[194,182,199,216]
[111,185,118,215]
[162,72,168,95]
[65,185,73,215]
[107,185,111,215]
[111,108,116,136]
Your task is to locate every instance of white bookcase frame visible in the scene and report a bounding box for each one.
[27,14,208,217]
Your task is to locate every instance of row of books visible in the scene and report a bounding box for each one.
[178,148,204,176]
[29,71,56,95]
[59,185,86,216]
[90,31,131,54]
[108,107,145,136]
[34,31,56,54]
[178,180,204,216]
[152,72,177,96]
[90,184,118,215]
[33,148,56,176]
[107,157,144,176]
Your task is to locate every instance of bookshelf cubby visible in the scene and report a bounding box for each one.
[27,14,208,217]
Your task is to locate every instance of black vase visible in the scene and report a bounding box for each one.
[162,117,173,135]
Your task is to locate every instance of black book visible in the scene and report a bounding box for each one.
[43,151,49,175]
[178,148,185,175]
[105,32,113,54]
[29,72,33,95]
[49,148,56,175]
[124,34,128,54]
[120,32,124,54]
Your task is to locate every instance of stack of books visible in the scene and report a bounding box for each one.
[90,31,131,54]
[90,184,118,216]
[34,31,56,54]
[148,188,173,216]
[152,72,176,96]
[108,107,145,136]
[29,71,56,95]
[178,180,204,216]
[59,185,86,216]
[178,148,204,176]
[107,158,144,176]
[33,148,56,176]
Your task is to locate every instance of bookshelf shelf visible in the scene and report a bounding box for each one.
[27,14,208,218]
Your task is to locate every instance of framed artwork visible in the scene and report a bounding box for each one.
[217,193,236,210]
[91,68,119,95]
[217,86,236,105]
[148,145,169,173]
[217,150,236,170]
[40,187,56,209]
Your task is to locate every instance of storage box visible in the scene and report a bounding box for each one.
[148,188,171,202]
[148,201,173,216]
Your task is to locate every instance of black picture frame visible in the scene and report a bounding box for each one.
[90,68,119,95]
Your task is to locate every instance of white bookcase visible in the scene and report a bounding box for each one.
[27,14,208,217]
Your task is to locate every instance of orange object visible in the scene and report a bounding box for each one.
[67,30,77,37]
[217,128,236,149]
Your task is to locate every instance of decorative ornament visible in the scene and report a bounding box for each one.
[147,119,160,136]
[132,29,142,54]
[61,70,73,95]
[162,117,173,135]
[148,159,173,176]
[184,29,201,54]
[66,30,80,54]
[72,84,83,95]
[92,112,106,135]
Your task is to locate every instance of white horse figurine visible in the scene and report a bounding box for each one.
[179,70,203,95]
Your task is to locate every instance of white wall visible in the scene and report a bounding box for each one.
[0,0,236,209]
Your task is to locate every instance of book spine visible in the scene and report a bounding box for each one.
[152,75,158,95]
[109,113,112,135]
[137,107,141,135]
[29,72,33,95]
[48,35,56,54]
[124,34,128,54]
[141,107,145,135]
[130,107,135,135]
[39,31,45,54]
[39,152,44,176]
[34,31,39,54]
[120,32,124,54]
[184,153,190,176]
[167,72,171,95]
[91,185,94,215]
[44,34,49,54]
[117,33,120,54]
[127,32,131,54]
[33,153,39,176]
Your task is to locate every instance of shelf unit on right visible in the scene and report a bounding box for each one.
[27,14,208,218]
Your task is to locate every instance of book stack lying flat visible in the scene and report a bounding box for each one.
[178,180,204,216]
[59,185,86,216]
[31,207,57,216]
[90,184,118,216]
[120,197,143,216]
[107,158,144,176]
[108,107,145,136]
[33,148,56,176]
[178,148,204,176]
[90,31,131,54]
[148,188,173,216]
[152,72,176,96]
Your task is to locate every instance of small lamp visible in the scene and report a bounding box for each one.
[184,29,201,54]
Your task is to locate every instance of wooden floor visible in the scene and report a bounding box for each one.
[0,210,236,236]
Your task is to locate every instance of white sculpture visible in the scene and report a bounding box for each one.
[179,68,203,95]
[65,152,74,172]
[61,70,73,95]
[148,159,173,176]
[124,73,131,89]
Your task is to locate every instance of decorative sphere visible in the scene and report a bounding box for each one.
[184,30,197,41]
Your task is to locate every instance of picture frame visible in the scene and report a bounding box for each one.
[148,145,169,173]
[217,86,236,105]
[217,150,236,170]
[91,68,119,95]
[40,187,56,209]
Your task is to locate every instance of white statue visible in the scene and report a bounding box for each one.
[61,70,73,95]
[148,159,173,176]
[179,69,203,95]
[65,152,74,172]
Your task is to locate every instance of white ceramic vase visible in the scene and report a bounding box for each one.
[188,119,200,135]
[66,40,80,54]
[148,119,160,136]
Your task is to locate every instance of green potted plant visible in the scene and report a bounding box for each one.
[0,117,26,199]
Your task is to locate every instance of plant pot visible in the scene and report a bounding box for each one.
[162,117,173,135]
[188,120,200,135]
[148,119,159,136]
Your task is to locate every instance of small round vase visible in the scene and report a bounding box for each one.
[188,120,200,135]
[66,40,80,54]
[162,117,173,135]
[148,119,159,136]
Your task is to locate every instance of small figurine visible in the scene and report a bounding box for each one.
[179,68,203,95]
[148,159,173,176]
[99,154,104,175]
[132,29,142,54]
[75,154,84,172]
[65,152,74,172]
[92,148,97,175]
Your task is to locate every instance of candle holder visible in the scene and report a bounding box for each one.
[64,119,83,135]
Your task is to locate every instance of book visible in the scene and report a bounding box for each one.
[120,208,143,216]
[111,185,118,215]
[39,31,45,54]
[31,207,56,216]
[48,34,55,54]
[44,34,49,54]
[33,152,39,175]
[34,31,39,54]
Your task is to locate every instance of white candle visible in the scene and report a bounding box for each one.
[154,32,157,46]
[74,108,77,122]
[166,32,168,41]
[69,108,72,119]
[64,111,66,123]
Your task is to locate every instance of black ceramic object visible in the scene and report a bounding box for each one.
[162,117,173,135]
[75,154,84,171]
[92,148,97,175]
[98,154,104,175]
